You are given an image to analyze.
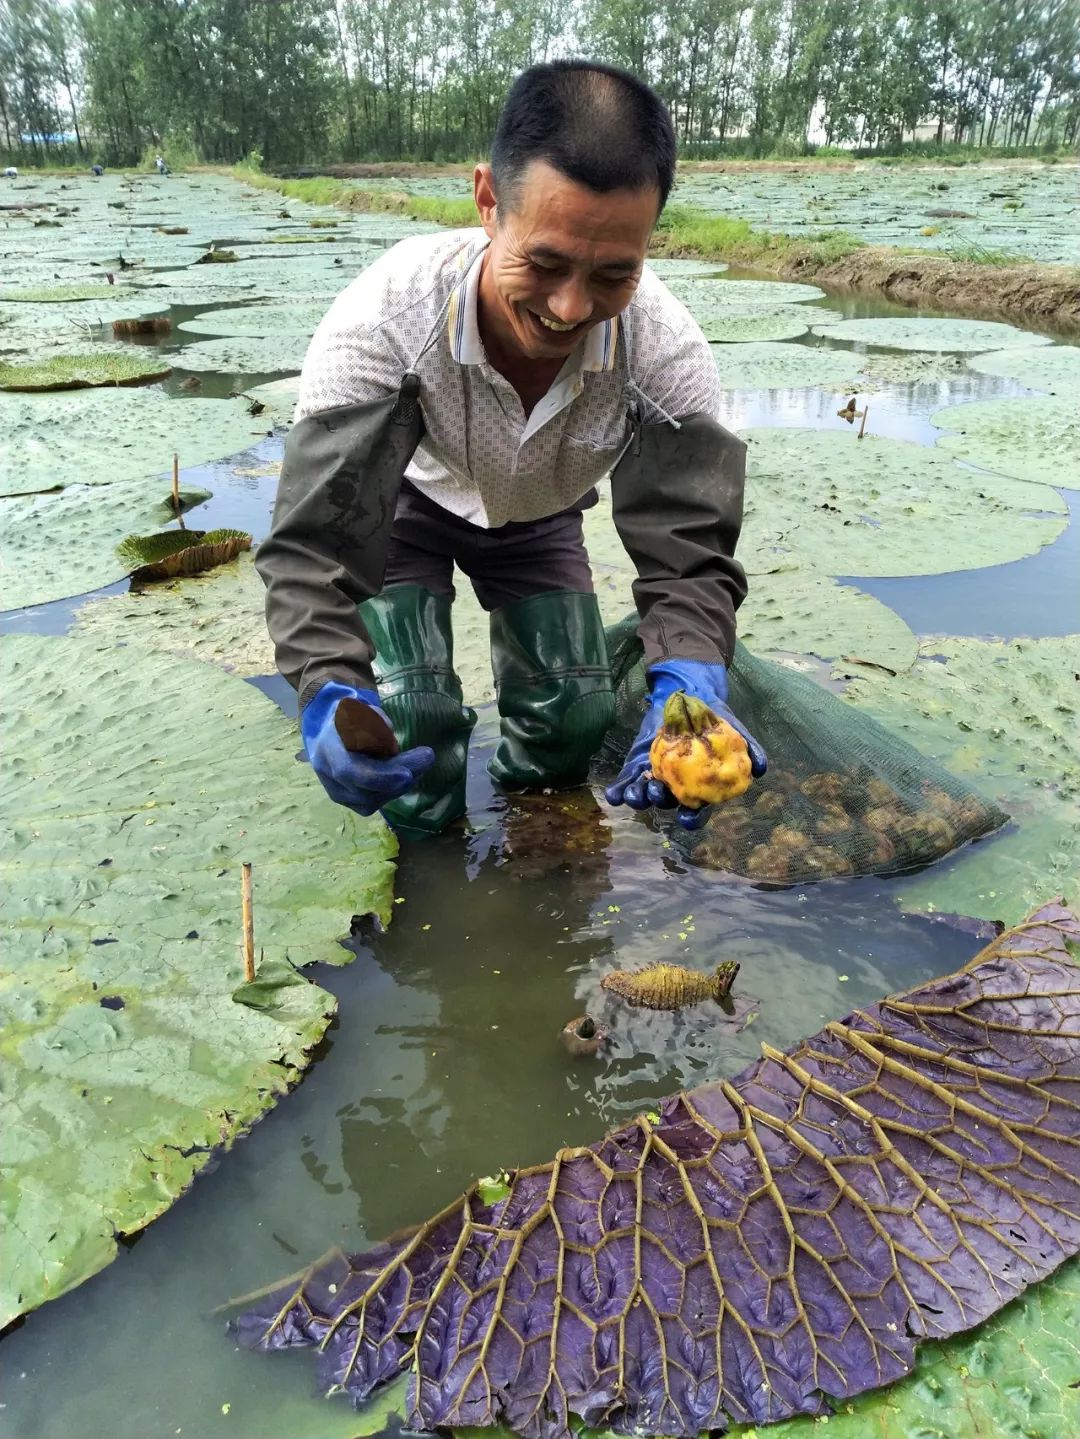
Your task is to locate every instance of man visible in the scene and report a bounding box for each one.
[257,60,765,837]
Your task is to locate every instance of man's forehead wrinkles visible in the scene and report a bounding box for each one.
[525,242,641,271]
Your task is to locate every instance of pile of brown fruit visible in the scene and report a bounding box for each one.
[692,767,993,883]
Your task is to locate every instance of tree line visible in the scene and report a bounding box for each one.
[1,0,1078,168]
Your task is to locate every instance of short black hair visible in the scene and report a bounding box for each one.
[491,60,676,214]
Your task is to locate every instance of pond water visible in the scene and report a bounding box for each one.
[1,175,1077,1439]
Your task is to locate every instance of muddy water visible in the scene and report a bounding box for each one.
[1,276,1076,1437]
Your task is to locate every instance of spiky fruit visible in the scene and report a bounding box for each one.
[648,692,752,809]
[601,960,740,1010]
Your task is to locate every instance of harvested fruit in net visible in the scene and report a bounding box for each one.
[648,692,752,808]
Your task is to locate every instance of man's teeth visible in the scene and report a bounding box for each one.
[534,313,576,332]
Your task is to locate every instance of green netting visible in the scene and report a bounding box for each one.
[597,615,1008,884]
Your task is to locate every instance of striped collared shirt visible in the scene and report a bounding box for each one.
[298,227,719,529]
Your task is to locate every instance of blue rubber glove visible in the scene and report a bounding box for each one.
[604,660,767,831]
[300,681,435,817]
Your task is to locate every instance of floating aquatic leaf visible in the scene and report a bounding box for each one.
[667,276,827,307]
[0,350,172,391]
[739,428,1066,576]
[72,552,275,676]
[844,635,1080,926]
[965,344,1080,393]
[710,341,862,389]
[234,902,1080,1437]
[0,387,274,497]
[0,480,205,607]
[0,634,397,1328]
[689,306,817,343]
[646,258,729,278]
[178,301,328,338]
[0,282,129,303]
[931,393,1080,490]
[175,333,310,376]
[811,316,1050,353]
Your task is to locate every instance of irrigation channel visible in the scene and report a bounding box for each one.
[0,170,1077,1438]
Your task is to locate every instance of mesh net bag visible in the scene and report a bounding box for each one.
[596,615,1008,884]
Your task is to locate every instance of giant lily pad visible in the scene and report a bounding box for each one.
[646,259,729,278]
[175,334,310,376]
[0,388,275,497]
[0,480,207,608]
[147,263,345,293]
[844,635,1080,926]
[738,428,1067,576]
[931,393,1080,490]
[0,634,397,1329]
[234,902,1080,1436]
[711,341,863,389]
[0,350,172,391]
[686,306,818,343]
[811,317,1051,353]
[178,302,327,339]
[668,277,827,307]
[966,344,1080,393]
[73,553,275,675]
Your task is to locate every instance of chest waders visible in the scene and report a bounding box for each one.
[259,338,748,836]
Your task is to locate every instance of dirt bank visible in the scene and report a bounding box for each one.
[806,249,1080,334]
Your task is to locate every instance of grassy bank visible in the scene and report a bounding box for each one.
[232,167,1080,333]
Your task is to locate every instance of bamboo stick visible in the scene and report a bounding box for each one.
[858,404,869,440]
[172,451,186,528]
[241,862,255,982]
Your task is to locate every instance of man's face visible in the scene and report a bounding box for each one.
[473,158,658,364]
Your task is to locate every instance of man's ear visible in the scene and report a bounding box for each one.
[473,163,498,238]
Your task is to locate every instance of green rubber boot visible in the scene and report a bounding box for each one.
[488,591,617,791]
[358,584,477,835]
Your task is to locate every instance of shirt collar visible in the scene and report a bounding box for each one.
[447,244,619,375]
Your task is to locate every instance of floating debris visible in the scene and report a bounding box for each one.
[602,960,740,1011]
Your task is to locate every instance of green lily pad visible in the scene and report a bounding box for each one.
[711,340,863,388]
[0,283,126,303]
[0,479,207,606]
[0,350,172,391]
[0,389,275,497]
[125,284,267,308]
[0,633,397,1328]
[736,568,918,673]
[966,344,1080,393]
[811,316,1051,353]
[739,427,1067,576]
[854,349,970,387]
[178,302,327,339]
[175,334,310,376]
[844,635,1080,926]
[0,298,168,356]
[690,306,820,343]
[932,393,1080,489]
[646,258,729,278]
[667,276,827,307]
[145,263,345,293]
[246,376,300,414]
[72,553,275,676]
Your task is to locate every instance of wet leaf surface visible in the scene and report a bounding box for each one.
[0,634,397,1328]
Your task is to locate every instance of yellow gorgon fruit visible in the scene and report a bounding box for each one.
[648,691,752,808]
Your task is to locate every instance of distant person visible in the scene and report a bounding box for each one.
[257,60,765,837]
[90,163,104,176]
[153,155,169,175]
[2,166,17,179]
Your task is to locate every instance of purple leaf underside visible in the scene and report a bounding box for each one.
[233,900,1080,1437]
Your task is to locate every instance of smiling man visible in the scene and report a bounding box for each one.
[257,60,765,835]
